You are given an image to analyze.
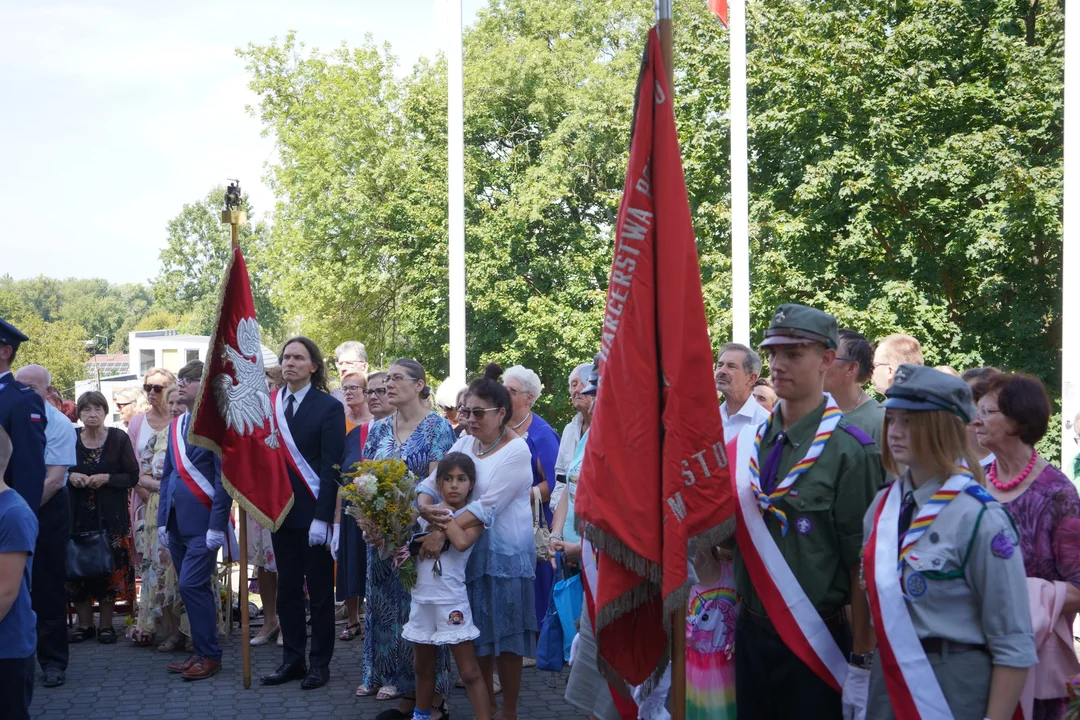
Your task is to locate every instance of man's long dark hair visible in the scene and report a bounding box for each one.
[280,336,330,393]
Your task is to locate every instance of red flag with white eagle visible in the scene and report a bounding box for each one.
[189,248,293,531]
[573,25,735,696]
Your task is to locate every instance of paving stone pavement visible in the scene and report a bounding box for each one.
[30,618,587,720]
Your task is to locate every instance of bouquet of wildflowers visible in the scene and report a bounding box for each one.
[1067,673,1080,720]
[339,458,419,590]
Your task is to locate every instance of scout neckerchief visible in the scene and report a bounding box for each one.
[864,467,972,720]
[731,425,849,693]
[271,388,320,499]
[748,394,843,535]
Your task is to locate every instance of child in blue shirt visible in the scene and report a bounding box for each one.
[0,425,39,720]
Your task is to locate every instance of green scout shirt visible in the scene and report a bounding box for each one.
[845,397,885,447]
[734,398,884,616]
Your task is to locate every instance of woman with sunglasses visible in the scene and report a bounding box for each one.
[124,368,177,648]
[418,363,537,720]
[333,371,374,643]
[356,360,457,720]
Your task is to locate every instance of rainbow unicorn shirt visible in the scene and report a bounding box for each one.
[687,584,739,655]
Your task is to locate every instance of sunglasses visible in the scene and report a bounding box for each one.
[457,406,500,419]
[144,384,166,393]
[365,387,388,397]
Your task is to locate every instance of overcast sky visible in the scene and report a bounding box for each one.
[0,0,484,284]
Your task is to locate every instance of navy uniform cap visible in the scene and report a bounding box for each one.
[884,364,977,423]
[0,318,28,352]
[759,304,839,350]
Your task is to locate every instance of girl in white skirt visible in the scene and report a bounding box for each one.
[404,453,491,720]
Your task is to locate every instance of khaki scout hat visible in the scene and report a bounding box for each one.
[759,304,839,350]
[884,363,978,423]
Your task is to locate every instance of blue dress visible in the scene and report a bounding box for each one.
[360,413,456,695]
[524,414,559,629]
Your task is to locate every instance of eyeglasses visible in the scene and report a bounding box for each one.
[457,406,500,419]
[365,387,388,397]
[506,387,530,396]
[341,385,364,394]
[976,407,1002,419]
[116,402,133,409]
[385,374,420,384]
[144,384,166,393]
[835,356,856,363]
[176,377,196,388]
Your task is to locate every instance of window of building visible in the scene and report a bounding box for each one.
[186,349,199,363]
[139,349,155,376]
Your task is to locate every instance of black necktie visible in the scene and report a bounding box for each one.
[286,395,296,422]
[897,492,916,553]
[759,432,787,495]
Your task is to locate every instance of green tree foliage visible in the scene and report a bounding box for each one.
[239,0,1062,429]
[153,187,284,344]
[0,290,89,395]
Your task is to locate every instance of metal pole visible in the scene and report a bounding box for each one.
[1063,0,1078,474]
[448,0,467,385]
[729,0,750,345]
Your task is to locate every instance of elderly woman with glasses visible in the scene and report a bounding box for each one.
[67,391,140,645]
[333,371,374,643]
[974,372,1080,720]
[502,365,560,643]
[355,360,456,719]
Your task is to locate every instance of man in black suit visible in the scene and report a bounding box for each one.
[261,337,345,690]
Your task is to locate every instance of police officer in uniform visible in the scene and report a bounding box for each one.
[732,304,883,720]
[0,319,48,513]
[860,365,1035,720]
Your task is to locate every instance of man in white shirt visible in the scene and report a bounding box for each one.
[715,343,770,442]
[14,364,76,688]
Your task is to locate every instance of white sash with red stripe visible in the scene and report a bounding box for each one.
[271,388,320,500]
[732,425,848,692]
[864,479,952,719]
[174,415,215,510]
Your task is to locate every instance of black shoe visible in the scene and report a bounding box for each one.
[300,666,330,690]
[260,662,307,686]
[42,668,65,688]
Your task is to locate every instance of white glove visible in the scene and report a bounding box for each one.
[634,662,672,720]
[330,523,341,561]
[568,632,581,666]
[205,529,226,551]
[308,519,331,547]
[842,666,870,720]
[158,527,170,548]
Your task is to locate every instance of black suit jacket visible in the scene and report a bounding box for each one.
[281,386,346,530]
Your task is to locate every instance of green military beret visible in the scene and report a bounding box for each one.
[884,364,977,423]
[759,304,839,350]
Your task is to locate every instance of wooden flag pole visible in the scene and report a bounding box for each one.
[654,2,686,718]
[222,202,252,689]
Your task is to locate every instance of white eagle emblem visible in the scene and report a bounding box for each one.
[212,317,279,449]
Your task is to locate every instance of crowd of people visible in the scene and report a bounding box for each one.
[1,304,1079,720]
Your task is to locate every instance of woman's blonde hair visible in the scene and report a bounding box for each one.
[882,409,986,485]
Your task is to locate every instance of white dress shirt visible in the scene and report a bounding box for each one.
[720,395,770,443]
[282,382,312,414]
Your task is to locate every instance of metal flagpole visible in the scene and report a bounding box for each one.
[221,204,252,689]
[654,6,686,718]
[729,0,750,345]
[448,0,467,384]
[1062,0,1078,470]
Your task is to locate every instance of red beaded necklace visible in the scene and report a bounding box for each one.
[988,447,1038,491]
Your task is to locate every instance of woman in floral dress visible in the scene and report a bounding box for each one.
[356,359,456,720]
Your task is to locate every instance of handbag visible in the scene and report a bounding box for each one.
[537,552,569,671]
[532,485,551,562]
[66,493,114,581]
[552,557,583,661]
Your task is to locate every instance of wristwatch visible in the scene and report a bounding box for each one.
[848,651,875,670]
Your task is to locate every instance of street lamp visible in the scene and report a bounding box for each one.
[93,334,109,355]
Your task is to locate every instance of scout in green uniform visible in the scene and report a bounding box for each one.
[733,304,883,720]
[859,365,1035,720]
